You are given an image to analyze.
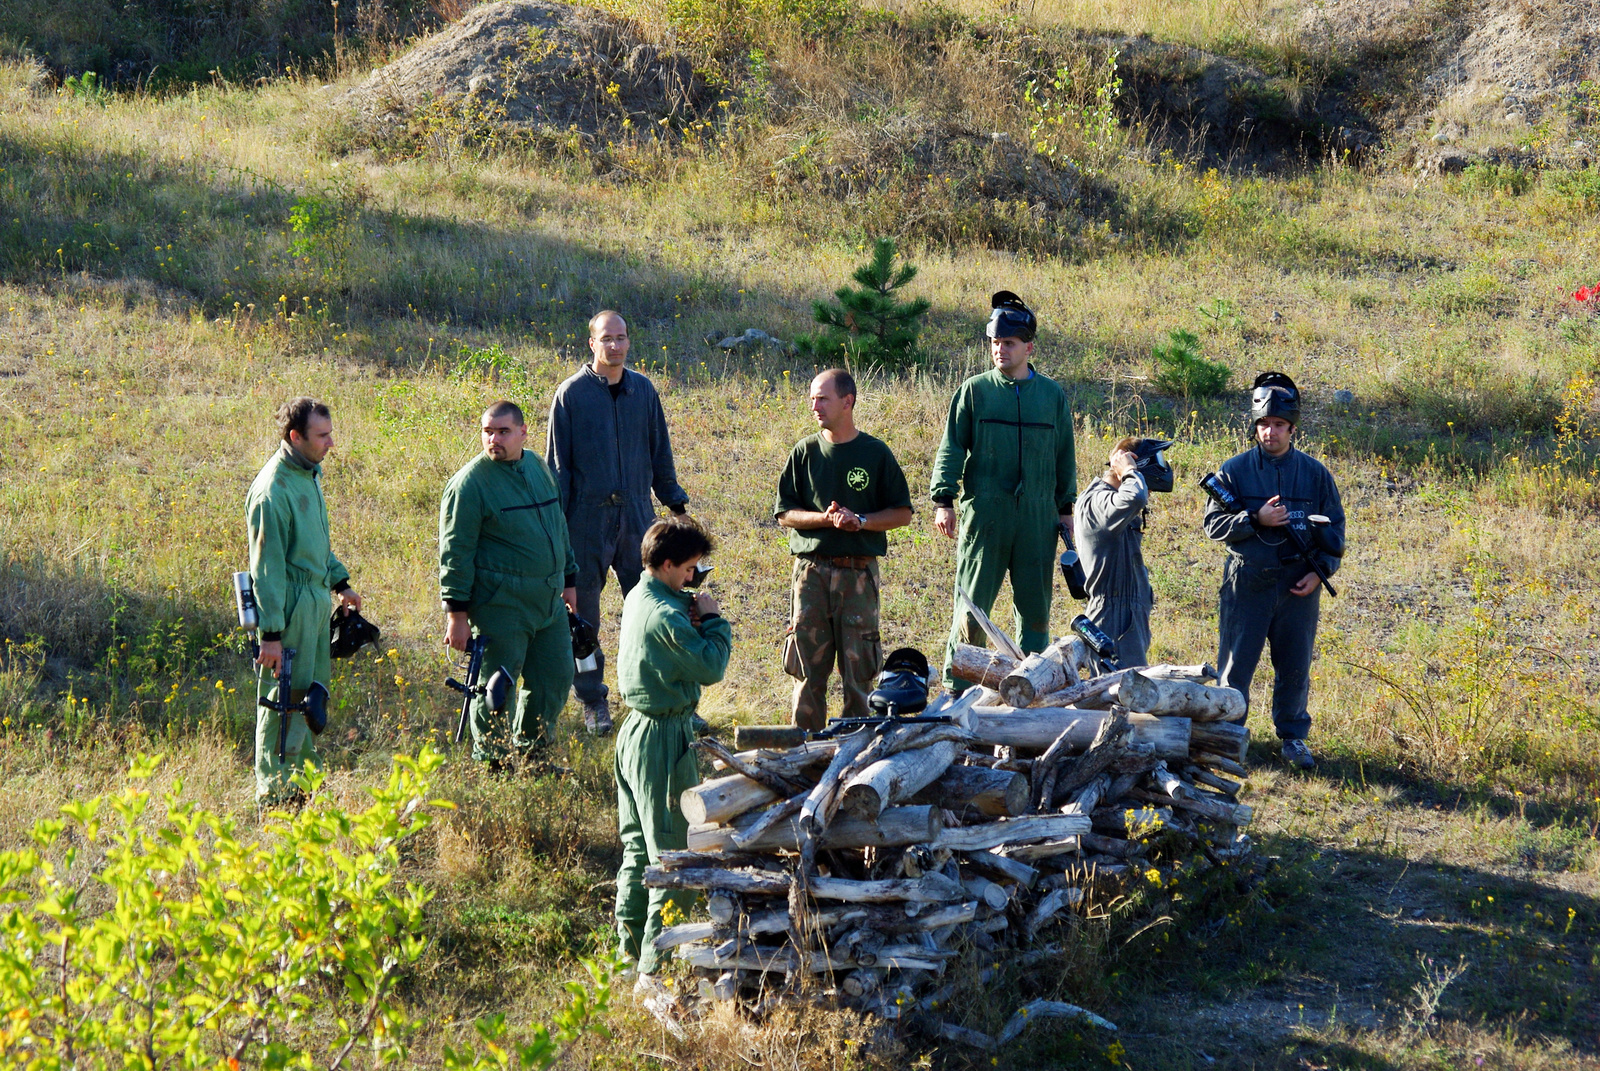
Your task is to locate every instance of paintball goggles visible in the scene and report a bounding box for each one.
[447,635,512,745]
[569,611,600,674]
[1070,614,1120,672]
[1198,472,1338,597]
[330,609,382,659]
[1058,523,1088,601]
[257,646,330,763]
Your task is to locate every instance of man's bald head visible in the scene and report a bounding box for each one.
[588,310,631,383]
[589,310,627,337]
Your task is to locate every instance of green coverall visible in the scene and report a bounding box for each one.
[439,451,576,761]
[247,443,350,804]
[929,367,1076,688]
[613,575,732,974]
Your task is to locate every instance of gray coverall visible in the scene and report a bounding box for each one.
[546,365,687,707]
[1074,471,1152,668]
[1202,445,1345,742]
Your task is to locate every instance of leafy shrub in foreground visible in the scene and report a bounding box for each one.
[0,746,614,1067]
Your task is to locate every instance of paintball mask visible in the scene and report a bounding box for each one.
[1131,438,1175,494]
[869,647,931,716]
[1250,371,1301,427]
[1070,614,1120,672]
[569,612,600,674]
[329,609,382,659]
[985,291,1037,342]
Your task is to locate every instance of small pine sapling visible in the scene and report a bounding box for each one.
[1152,328,1230,399]
[798,238,931,372]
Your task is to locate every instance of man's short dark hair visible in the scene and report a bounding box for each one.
[484,399,525,425]
[642,516,714,569]
[276,397,330,443]
[815,368,856,404]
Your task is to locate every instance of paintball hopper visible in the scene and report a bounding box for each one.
[1070,614,1120,671]
[1132,438,1175,494]
[985,290,1037,342]
[569,612,600,674]
[1058,523,1088,601]
[482,668,513,713]
[1308,514,1344,558]
[869,647,931,716]
[303,682,330,735]
[329,609,382,659]
[1250,371,1300,427]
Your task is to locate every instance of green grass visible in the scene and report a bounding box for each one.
[1,0,1599,1062]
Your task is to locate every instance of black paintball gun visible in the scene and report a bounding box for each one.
[1070,614,1120,672]
[1197,472,1338,597]
[257,646,331,763]
[733,647,960,749]
[447,635,513,744]
[1058,523,1088,601]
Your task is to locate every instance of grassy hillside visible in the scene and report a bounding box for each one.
[1,0,1598,1065]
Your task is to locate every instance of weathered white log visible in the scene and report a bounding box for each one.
[707,891,739,925]
[1128,787,1253,827]
[1141,663,1217,683]
[1183,763,1242,796]
[1025,887,1082,935]
[841,740,958,819]
[712,972,741,1000]
[917,763,1030,817]
[999,637,1082,707]
[694,736,807,795]
[730,790,807,849]
[1046,706,1131,807]
[643,866,790,895]
[955,583,1025,661]
[1114,674,1245,721]
[653,921,715,950]
[996,1000,1117,1044]
[656,848,772,871]
[1002,837,1082,861]
[1064,773,1111,816]
[820,901,977,935]
[931,813,1090,851]
[959,874,1010,911]
[842,968,885,997]
[681,772,779,827]
[968,706,1189,759]
[1191,720,1249,763]
[979,915,1009,934]
[950,643,1018,690]
[680,942,946,974]
[1150,761,1193,801]
[959,850,1038,888]
[1089,806,1171,836]
[809,872,966,904]
[1189,751,1248,777]
[927,1020,997,1051]
[689,804,942,853]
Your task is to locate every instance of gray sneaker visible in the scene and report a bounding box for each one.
[1281,739,1316,769]
[583,700,613,736]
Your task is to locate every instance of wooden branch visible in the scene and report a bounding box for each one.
[1001,837,1082,861]
[1051,706,1132,806]
[643,866,790,895]
[1190,720,1249,763]
[809,872,966,904]
[915,763,1029,817]
[999,637,1082,707]
[959,849,1038,888]
[694,737,808,795]
[1183,764,1242,797]
[1188,751,1248,778]
[681,772,780,827]
[930,813,1090,851]
[731,790,808,850]
[955,583,1024,661]
[1079,833,1146,859]
[841,740,958,820]
[967,706,1189,759]
[1025,886,1082,936]
[1126,787,1253,827]
[996,1000,1117,1044]
[950,643,1017,690]
[689,804,942,854]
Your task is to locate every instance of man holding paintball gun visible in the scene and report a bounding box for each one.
[440,400,578,767]
[246,398,362,806]
[1201,373,1345,769]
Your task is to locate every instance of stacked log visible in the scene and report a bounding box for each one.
[649,652,1254,1034]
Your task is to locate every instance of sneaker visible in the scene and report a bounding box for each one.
[583,700,614,736]
[1281,739,1317,769]
[689,713,712,737]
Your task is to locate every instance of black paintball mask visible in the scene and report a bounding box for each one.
[1250,371,1301,427]
[869,647,932,716]
[329,609,382,659]
[985,291,1037,342]
[1131,438,1175,493]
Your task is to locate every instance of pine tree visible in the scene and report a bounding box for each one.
[798,238,931,372]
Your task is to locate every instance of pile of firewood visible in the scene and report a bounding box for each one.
[642,630,1254,1048]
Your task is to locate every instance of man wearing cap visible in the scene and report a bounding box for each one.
[776,368,914,731]
[1203,373,1346,769]
[931,292,1077,689]
[1074,435,1174,669]
[547,310,690,736]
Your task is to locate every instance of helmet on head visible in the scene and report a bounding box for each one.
[1131,438,1175,493]
[1250,371,1300,427]
[985,291,1037,342]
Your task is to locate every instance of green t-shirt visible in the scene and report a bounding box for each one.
[774,432,912,557]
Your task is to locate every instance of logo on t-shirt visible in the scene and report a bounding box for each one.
[846,467,870,491]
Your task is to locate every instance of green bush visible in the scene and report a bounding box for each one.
[797,237,930,373]
[1541,165,1600,215]
[1152,327,1230,398]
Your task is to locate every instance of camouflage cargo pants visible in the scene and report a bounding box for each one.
[782,556,883,732]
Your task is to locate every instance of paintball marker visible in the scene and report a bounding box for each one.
[257,646,331,764]
[447,635,513,745]
[1058,523,1088,601]
[734,648,960,748]
[1197,472,1338,597]
[1070,614,1120,672]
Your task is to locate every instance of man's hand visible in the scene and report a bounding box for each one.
[826,501,863,532]
[1059,513,1074,540]
[562,587,578,614]
[1290,572,1321,597]
[337,588,362,614]
[256,639,283,673]
[1255,495,1289,527]
[693,591,721,619]
[444,612,472,653]
[934,506,958,539]
[1109,450,1137,481]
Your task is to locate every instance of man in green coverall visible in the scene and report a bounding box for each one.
[930,292,1077,689]
[440,400,578,763]
[247,398,363,805]
[613,516,731,990]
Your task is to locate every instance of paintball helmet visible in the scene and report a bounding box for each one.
[985,291,1037,342]
[869,647,932,716]
[329,609,382,659]
[1249,371,1300,427]
[1131,438,1175,494]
